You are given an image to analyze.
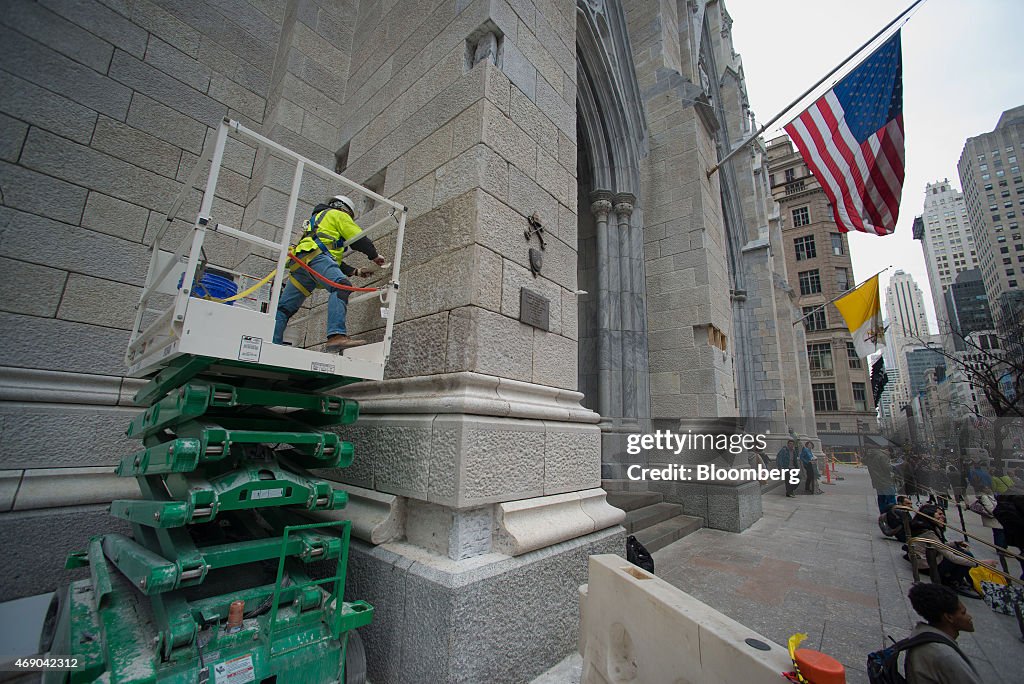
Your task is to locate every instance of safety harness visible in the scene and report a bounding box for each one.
[191,208,378,304]
[287,208,349,297]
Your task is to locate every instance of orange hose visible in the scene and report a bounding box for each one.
[288,252,380,292]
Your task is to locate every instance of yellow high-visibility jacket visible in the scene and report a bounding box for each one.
[295,208,365,263]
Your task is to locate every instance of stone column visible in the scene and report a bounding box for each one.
[591,191,614,421]
[614,193,637,424]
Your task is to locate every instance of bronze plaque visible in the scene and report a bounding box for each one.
[519,288,550,331]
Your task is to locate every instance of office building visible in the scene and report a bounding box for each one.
[944,269,994,348]
[958,106,1024,327]
[912,180,977,330]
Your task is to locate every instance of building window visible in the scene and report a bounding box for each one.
[836,267,850,292]
[807,342,834,377]
[794,235,816,261]
[803,306,827,331]
[799,269,822,295]
[798,268,823,294]
[793,206,811,227]
[785,168,795,182]
[831,233,845,256]
[853,383,867,412]
[812,383,839,412]
[847,341,862,368]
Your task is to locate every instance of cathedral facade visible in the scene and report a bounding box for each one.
[0,0,817,679]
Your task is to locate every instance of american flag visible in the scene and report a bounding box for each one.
[784,31,905,236]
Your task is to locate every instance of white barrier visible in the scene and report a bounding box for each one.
[579,555,792,683]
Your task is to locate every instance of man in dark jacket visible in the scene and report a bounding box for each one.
[993,491,1024,577]
[776,439,799,498]
[864,449,898,512]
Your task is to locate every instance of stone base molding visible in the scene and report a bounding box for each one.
[493,488,626,556]
[307,481,406,545]
[346,527,624,684]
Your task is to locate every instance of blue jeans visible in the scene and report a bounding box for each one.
[274,252,351,344]
[877,494,897,513]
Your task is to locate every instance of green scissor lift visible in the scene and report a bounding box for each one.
[39,118,408,683]
[42,356,373,683]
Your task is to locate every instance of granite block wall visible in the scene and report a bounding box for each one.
[0,0,359,600]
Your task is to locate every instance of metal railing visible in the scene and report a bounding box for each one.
[124,118,407,378]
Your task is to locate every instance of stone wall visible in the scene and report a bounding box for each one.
[625,0,735,422]
[0,0,358,600]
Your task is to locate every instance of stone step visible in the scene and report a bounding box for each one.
[624,502,683,534]
[636,514,704,552]
[606,491,664,512]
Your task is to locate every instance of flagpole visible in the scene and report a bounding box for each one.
[792,265,893,327]
[706,0,926,178]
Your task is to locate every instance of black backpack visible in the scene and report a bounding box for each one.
[626,535,654,574]
[866,631,972,684]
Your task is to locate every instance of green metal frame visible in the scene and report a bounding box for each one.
[48,357,373,683]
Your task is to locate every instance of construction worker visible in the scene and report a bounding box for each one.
[274,195,386,352]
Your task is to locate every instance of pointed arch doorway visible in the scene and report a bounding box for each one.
[575,0,650,477]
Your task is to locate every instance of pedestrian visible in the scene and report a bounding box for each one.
[967,459,993,494]
[905,583,981,684]
[993,489,1024,577]
[907,505,979,598]
[946,462,965,503]
[776,439,799,498]
[799,441,819,494]
[879,495,913,542]
[274,194,387,352]
[863,448,898,513]
[904,454,923,502]
[972,488,1004,551]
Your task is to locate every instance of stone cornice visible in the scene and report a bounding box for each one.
[0,366,145,406]
[332,372,601,424]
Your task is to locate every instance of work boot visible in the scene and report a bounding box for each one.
[324,335,368,353]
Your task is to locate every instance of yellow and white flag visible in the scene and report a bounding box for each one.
[833,274,885,358]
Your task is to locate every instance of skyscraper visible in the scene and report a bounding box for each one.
[884,271,932,418]
[958,105,1024,326]
[912,180,978,331]
[885,270,930,344]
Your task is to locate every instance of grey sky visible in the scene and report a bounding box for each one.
[727,0,1024,331]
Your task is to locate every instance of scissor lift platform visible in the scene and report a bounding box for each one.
[125,118,407,383]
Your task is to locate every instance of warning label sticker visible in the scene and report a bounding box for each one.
[238,336,262,362]
[251,488,284,500]
[311,361,335,373]
[213,654,255,683]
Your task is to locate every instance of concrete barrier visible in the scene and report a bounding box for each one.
[579,555,792,683]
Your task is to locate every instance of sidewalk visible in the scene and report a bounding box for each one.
[650,465,1024,684]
